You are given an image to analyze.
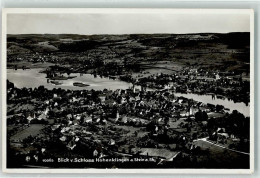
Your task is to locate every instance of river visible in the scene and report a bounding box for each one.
[174,93,249,117]
[7,68,250,117]
[7,68,133,91]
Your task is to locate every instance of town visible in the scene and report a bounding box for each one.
[6,33,250,168]
[7,79,249,168]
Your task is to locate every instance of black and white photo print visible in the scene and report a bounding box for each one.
[1,8,254,174]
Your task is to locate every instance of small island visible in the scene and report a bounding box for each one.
[73,82,90,87]
[50,80,62,85]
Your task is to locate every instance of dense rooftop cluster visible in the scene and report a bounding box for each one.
[7,80,250,168]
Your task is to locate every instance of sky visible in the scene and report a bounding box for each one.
[7,13,250,35]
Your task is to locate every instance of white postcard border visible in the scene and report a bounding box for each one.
[1,8,255,174]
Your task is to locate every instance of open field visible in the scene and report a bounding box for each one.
[113,125,148,137]
[7,61,54,69]
[10,124,45,141]
[193,139,250,168]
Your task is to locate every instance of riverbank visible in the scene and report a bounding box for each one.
[7,68,250,116]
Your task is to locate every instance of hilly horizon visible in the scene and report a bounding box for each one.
[7,32,250,72]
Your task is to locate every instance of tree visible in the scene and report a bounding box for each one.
[67,70,71,77]
[195,110,208,121]
[164,117,169,125]
[216,105,224,112]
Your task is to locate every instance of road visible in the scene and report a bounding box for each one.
[193,137,250,155]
